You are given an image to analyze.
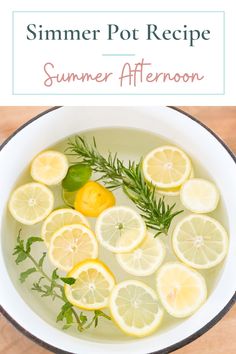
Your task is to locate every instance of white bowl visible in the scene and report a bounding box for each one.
[0,106,235,354]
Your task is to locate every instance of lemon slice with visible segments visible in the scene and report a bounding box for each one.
[42,208,89,247]
[110,280,163,337]
[8,182,54,225]
[156,262,207,318]
[49,224,98,271]
[95,206,146,253]
[116,232,165,276]
[65,259,115,310]
[31,150,68,185]
[143,145,192,189]
[180,178,219,213]
[172,214,228,269]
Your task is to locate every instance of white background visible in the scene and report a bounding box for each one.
[13,12,223,95]
[0,0,235,105]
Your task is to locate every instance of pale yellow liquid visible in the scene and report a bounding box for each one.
[6,127,228,342]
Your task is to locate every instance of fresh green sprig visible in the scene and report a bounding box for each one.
[67,136,182,236]
[13,231,111,332]
[67,136,123,190]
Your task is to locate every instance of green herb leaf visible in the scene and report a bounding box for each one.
[60,277,76,285]
[26,237,43,253]
[94,310,111,321]
[32,277,44,292]
[65,309,73,324]
[56,309,65,322]
[41,285,53,297]
[57,302,73,324]
[32,282,42,292]
[38,252,46,267]
[19,267,37,283]
[62,324,71,330]
[52,268,59,280]
[94,317,99,327]
[15,251,27,264]
[84,310,111,330]
[79,312,87,325]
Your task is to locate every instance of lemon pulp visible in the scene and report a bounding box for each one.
[65,259,115,310]
[110,280,163,337]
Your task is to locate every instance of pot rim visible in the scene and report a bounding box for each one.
[0,106,235,354]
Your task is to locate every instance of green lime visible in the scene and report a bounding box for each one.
[62,189,78,207]
[62,163,92,191]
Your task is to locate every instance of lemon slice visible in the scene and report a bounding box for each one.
[95,206,146,253]
[158,168,194,196]
[180,178,220,213]
[48,224,98,271]
[110,280,163,337]
[172,214,228,269]
[8,182,54,225]
[143,145,192,189]
[42,208,90,247]
[31,150,69,185]
[116,232,165,276]
[156,262,207,318]
[157,185,182,197]
[65,259,115,310]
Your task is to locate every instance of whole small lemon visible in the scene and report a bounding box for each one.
[74,181,115,217]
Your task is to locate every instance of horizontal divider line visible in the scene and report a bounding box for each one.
[102,54,136,57]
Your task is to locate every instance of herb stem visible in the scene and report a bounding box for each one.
[27,253,51,282]
[13,234,110,332]
[72,309,83,330]
[26,253,83,328]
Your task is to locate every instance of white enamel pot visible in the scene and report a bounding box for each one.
[0,107,235,354]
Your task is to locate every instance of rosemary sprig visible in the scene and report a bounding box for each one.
[13,231,111,332]
[66,136,182,236]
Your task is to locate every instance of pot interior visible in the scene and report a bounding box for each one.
[1,125,228,342]
[0,107,235,353]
